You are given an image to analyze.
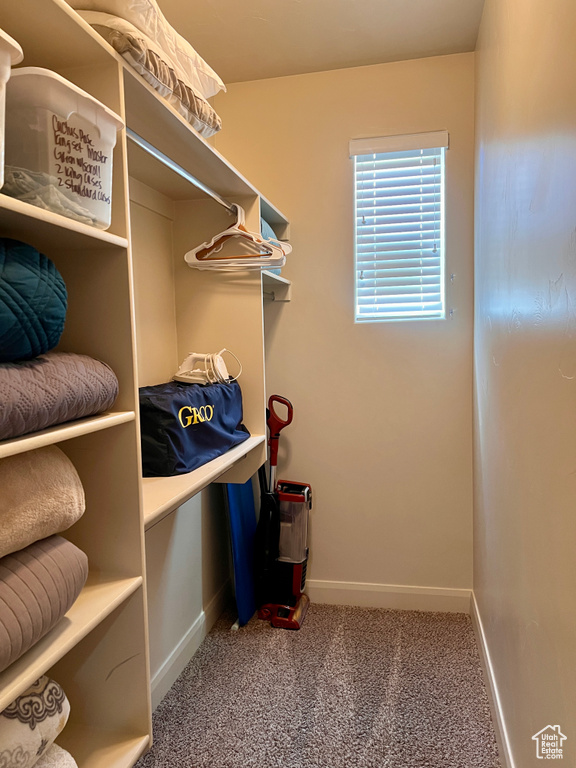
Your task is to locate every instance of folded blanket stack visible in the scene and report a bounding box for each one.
[0,676,77,768]
[0,235,106,688]
[0,237,120,442]
[0,446,89,673]
[69,0,226,136]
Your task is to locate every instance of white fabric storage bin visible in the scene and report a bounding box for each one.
[5,67,123,229]
[0,28,23,190]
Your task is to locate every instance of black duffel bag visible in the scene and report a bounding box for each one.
[139,380,250,477]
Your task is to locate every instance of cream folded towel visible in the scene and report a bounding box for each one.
[35,743,78,767]
[0,676,70,768]
[0,445,85,559]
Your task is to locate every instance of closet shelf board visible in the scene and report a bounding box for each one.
[59,729,150,768]
[0,0,120,71]
[263,271,292,302]
[0,412,135,460]
[143,434,266,529]
[0,575,143,711]
[0,195,128,251]
[260,197,290,232]
[123,70,253,201]
[123,70,288,227]
[263,271,291,288]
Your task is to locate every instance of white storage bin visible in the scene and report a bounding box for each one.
[4,67,123,229]
[0,28,23,190]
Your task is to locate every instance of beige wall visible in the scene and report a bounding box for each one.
[145,488,230,708]
[215,53,475,595]
[474,0,576,764]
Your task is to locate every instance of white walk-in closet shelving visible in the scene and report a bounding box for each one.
[0,1,290,765]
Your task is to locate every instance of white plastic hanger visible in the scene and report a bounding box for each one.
[185,205,291,271]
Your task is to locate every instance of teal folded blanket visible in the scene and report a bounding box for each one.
[0,238,67,363]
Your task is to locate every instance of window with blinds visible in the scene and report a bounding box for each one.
[351,131,447,322]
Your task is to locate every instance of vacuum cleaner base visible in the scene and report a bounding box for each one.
[258,593,310,630]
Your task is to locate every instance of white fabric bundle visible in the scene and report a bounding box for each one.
[0,677,70,768]
[77,12,222,137]
[0,445,85,559]
[3,167,99,227]
[36,743,78,767]
[68,0,225,98]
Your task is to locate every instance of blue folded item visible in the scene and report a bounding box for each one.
[224,480,257,626]
[0,238,67,363]
[139,379,250,477]
[260,218,282,275]
[260,217,277,242]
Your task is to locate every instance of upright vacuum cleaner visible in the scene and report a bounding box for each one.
[254,395,312,630]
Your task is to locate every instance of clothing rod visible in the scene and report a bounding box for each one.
[125,128,236,214]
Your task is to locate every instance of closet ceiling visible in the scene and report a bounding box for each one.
[158,0,485,84]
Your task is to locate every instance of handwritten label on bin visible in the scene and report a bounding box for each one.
[51,114,111,205]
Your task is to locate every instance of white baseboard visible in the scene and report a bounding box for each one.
[151,580,232,710]
[470,592,515,768]
[306,579,472,613]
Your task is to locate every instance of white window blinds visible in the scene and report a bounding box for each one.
[351,132,447,322]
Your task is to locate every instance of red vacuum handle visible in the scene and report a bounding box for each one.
[267,395,293,468]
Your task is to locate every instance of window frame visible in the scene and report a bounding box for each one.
[350,131,448,324]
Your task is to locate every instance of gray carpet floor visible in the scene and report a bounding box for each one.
[137,604,501,768]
